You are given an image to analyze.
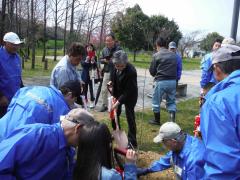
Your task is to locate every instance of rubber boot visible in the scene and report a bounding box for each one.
[169,111,176,122]
[149,112,161,125]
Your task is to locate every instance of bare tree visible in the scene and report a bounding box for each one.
[41,0,47,63]
[63,0,69,54]
[98,0,108,50]
[30,0,36,69]
[86,0,100,44]
[50,0,65,61]
[8,0,15,31]
[0,0,7,44]
[178,31,202,57]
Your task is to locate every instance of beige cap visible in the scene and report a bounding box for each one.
[212,44,240,64]
[153,122,181,143]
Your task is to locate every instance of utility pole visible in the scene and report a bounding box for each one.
[230,0,240,41]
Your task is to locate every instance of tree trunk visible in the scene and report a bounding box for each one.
[42,0,47,63]
[133,50,137,62]
[17,0,22,35]
[15,0,18,33]
[0,0,7,45]
[63,0,69,55]
[8,0,15,31]
[68,0,75,46]
[86,0,99,44]
[54,0,58,61]
[98,0,108,56]
[25,0,30,59]
[31,0,35,69]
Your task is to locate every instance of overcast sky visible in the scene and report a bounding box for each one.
[124,0,238,38]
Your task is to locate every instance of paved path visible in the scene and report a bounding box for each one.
[23,68,201,110]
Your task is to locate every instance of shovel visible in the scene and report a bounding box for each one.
[108,94,128,149]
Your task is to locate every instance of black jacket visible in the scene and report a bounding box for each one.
[111,63,138,105]
[149,48,177,81]
[100,44,122,73]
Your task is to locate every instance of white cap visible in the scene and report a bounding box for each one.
[3,32,23,44]
[168,41,177,49]
[153,122,181,143]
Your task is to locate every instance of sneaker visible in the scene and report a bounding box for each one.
[89,101,95,109]
[98,105,108,112]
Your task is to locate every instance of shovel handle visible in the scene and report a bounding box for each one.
[114,147,127,156]
[113,102,120,131]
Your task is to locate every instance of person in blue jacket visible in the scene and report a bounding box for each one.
[200,44,240,179]
[73,121,137,180]
[168,41,182,85]
[0,80,82,142]
[0,108,94,179]
[50,42,85,89]
[137,122,205,179]
[200,38,221,96]
[0,32,23,117]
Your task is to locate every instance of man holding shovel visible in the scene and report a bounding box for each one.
[108,50,138,148]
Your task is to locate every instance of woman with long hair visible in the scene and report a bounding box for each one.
[73,121,137,180]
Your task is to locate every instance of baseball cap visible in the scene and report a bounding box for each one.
[168,41,177,49]
[221,37,235,46]
[153,122,181,143]
[212,44,240,64]
[3,32,23,44]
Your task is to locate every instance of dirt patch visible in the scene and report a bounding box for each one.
[92,110,175,179]
[137,151,174,180]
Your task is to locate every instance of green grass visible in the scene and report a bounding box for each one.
[37,39,64,49]
[182,58,201,70]
[22,57,58,77]
[95,98,199,153]
[35,48,64,56]
[128,52,201,70]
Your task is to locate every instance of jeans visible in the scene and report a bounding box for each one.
[152,80,176,113]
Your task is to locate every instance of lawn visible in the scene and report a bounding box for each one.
[128,52,201,70]
[22,57,58,78]
[21,49,201,78]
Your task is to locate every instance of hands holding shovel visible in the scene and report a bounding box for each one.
[125,149,137,164]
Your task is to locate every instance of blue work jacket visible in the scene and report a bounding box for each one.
[101,164,137,180]
[0,47,22,101]
[200,53,217,88]
[149,135,205,180]
[0,123,75,180]
[176,53,182,80]
[0,86,70,141]
[200,70,240,179]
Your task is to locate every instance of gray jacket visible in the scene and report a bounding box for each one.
[149,48,177,81]
[100,44,122,73]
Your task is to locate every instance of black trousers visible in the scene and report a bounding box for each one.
[83,80,95,102]
[112,102,137,148]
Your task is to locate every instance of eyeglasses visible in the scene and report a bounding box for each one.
[61,115,82,124]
